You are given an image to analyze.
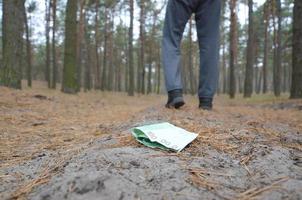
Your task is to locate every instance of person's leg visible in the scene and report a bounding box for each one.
[195,0,221,109]
[162,0,193,93]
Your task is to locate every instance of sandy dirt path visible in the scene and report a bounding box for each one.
[1,86,302,200]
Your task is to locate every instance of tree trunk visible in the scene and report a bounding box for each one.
[221,0,227,94]
[244,0,254,98]
[1,0,25,89]
[76,0,86,91]
[95,0,101,90]
[290,0,302,98]
[23,3,32,87]
[257,67,262,94]
[45,0,51,88]
[51,0,58,89]
[229,0,238,98]
[273,0,282,97]
[101,7,108,91]
[62,0,78,93]
[128,0,135,96]
[188,17,195,95]
[139,0,145,94]
[157,48,161,94]
[262,2,269,94]
[84,11,92,91]
[108,11,115,91]
[147,37,152,94]
[147,60,152,94]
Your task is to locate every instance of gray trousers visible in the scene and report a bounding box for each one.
[162,0,221,99]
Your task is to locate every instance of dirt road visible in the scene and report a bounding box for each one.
[1,86,302,200]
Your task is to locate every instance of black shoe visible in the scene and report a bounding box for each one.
[166,89,185,109]
[199,97,213,110]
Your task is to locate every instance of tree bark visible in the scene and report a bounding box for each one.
[221,0,227,94]
[244,0,255,98]
[290,0,302,98]
[1,0,25,89]
[23,3,32,87]
[188,17,195,95]
[62,0,78,93]
[76,0,86,91]
[95,0,101,90]
[273,0,282,96]
[262,2,269,94]
[101,7,109,91]
[45,0,51,88]
[84,11,92,91]
[156,47,161,94]
[51,0,58,89]
[138,0,146,94]
[128,0,135,96]
[108,11,115,91]
[229,0,238,99]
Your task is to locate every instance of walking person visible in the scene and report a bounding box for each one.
[162,0,221,110]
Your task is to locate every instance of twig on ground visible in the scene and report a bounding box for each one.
[238,177,290,200]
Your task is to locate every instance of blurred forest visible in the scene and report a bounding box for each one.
[0,0,301,98]
[1,1,302,199]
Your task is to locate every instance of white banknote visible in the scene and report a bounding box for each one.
[132,122,198,152]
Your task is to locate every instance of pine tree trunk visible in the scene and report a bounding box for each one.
[157,48,161,94]
[77,0,86,91]
[62,0,78,93]
[108,12,115,91]
[147,40,152,94]
[290,0,302,98]
[1,0,25,89]
[101,7,108,91]
[95,1,101,90]
[23,3,32,88]
[52,0,58,89]
[244,0,254,98]
[139,0,145,94]
[45,0,51,88]
[221,0,227,94]
[262,2,269,94]
[188,17,195,95]
[147,62,152,94]
[257,68,262,94]
[128,0,135,96]
[229,0,238,98]
[84,12,92,91]
[273,0,282,97]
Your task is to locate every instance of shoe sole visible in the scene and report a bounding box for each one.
[166,97,185,109]
[174,101,185,109]
[199,106,212,111]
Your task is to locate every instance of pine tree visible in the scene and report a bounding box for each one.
[52,0,58,89]
[128,0,135,96]
[45,0,51,88]
[262,1,270,94]
[244,0,255,98]
[229,0,238,98]
[290,0,302,98]
[62,0,78,93]
[1,0,25,89]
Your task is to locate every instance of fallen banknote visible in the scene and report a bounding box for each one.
[131,122,198,152]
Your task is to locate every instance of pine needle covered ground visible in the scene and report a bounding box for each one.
[1,82,302,200]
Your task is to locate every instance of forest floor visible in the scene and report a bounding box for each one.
[1,82,302,200]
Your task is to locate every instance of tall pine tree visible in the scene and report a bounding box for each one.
[62,0,78,93]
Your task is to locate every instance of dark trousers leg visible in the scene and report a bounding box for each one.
[162,0,192,92]
[195,0,221,99]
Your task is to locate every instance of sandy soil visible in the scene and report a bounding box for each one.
[1,84,302,200]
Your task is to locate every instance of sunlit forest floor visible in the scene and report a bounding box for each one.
[1,81,302,200]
